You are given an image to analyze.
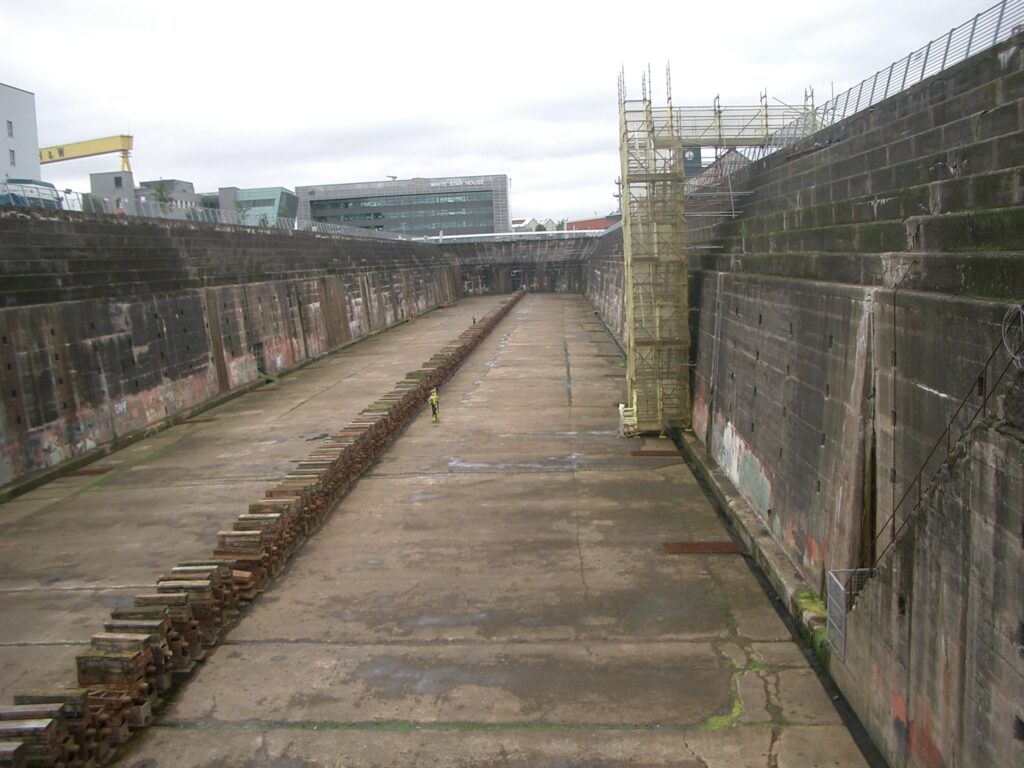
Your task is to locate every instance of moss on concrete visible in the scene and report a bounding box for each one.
[793,589,831,668]
[794,589,826,617]
[699,690,744,731]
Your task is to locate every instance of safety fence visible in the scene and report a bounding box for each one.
[827,568,875,660]
[755,0,1024,159]
[0,181,403,241]
[73,191,405,240]
[415,228,607,243]
[0,179,63,209]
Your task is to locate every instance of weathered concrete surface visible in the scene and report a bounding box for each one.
[0,295,506,703]
[441,234,594,295]
[835,371,1024,768]
[579,32,1024,768]
[0,211,458,489]
[116,295,870,767]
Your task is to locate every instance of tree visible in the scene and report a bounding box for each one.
[535,223,547,232]
[152,180,171,204]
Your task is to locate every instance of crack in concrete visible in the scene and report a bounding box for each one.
[219,636,730,648]
[680,735,712,768]
[153,718,781,733]
[766,725,782,768]
[766,671,784,724]
[368,466,645,479]
[563,338,574,407]
[571,476,593,656]
[273,361,376,420]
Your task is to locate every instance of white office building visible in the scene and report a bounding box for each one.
[0,83,41,181]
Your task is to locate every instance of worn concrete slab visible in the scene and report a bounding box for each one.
[0,293,874,766]
[162,642,730,726]
[114,294,872,767]
[119,726,777,767]
[0,296,508,699]
[0,645,81,702]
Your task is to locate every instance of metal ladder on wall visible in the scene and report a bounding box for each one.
[828,302,1024,659]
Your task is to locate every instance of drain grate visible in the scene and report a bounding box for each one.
[663,541,742,555]
[631,450,681,457]
[65,467,113,477]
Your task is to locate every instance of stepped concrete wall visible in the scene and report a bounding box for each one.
[0,213,457,490]
[684,33,1024,768]
[583,31,1024,768]
[1,28,1022,767]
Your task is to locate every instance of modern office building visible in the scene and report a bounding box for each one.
[212,186,297,226]
[0,83,41,181]
[89,171,137,208]
[296,175,511,237]
[90,174,202,210]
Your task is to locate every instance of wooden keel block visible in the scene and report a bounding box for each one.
[171,564,239,614]
[85,689,133,745]
[154,581,221,643]
[88,633,150,654]
[215,531,263,551]
[0,706,83,767]
[249,498,298,516]
[0,720,63,767]
[75,648,148,700]
[102,618,170,638]
[13,688,111,764]
[131,593,204,662]
[0,741,27,768]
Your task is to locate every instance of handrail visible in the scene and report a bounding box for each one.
[870,331,1022,569]
[754,0,1024,161]
[0,185,406,241]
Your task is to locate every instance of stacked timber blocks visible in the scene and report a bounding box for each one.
[1,291,524,766]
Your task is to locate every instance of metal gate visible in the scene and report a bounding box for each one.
[826,568,874,661]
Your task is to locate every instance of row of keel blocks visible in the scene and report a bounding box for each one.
[1,291,525,767]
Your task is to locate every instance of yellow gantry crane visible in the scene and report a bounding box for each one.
[38,135,134,172]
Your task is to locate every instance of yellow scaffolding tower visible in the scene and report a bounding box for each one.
[618,68,690,433]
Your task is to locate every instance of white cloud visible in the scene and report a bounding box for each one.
[1,0,991,220]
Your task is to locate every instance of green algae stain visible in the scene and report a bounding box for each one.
[793,589,831,667]
[794,589,826,617]
[699,692,743,731]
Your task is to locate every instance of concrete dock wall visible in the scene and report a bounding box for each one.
[440,236,592,295]
[0,214,457,489]
[683,32,1024,768]
[582,31,1024,768]
[0,28,1021,767]
[583,227,626,346]
[834,371,1024,768]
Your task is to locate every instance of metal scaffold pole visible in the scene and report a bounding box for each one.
[618,67,691,433]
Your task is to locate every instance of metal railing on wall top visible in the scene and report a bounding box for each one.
[756,0,1024,159]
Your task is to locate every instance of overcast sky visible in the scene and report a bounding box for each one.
[2,0,986,221]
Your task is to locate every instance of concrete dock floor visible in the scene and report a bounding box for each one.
[1,294,871,767]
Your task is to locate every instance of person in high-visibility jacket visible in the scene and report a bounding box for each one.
[429,387,440,422]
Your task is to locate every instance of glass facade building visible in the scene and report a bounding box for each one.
[234,187,298,226]
[296,175,511,237]
[204,186,298,226]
